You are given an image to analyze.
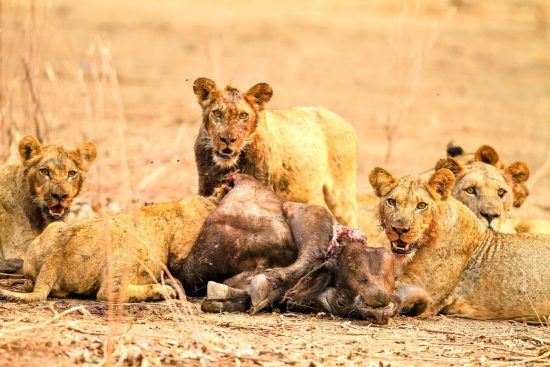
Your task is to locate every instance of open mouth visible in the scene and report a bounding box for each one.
[390,239,418,255]
[43,204,69,220]
[214,150,236,160]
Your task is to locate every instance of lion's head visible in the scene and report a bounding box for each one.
[369,168,455,256]
[446,143,529,207]
[435,157,529,232]
[193,77,273,168]
[18,136,97,223]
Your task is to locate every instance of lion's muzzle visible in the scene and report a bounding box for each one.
[390,239,418,255]
[43,192,72,221]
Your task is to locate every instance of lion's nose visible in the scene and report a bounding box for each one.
[51,192,68,201]
[480,211,499,224]
[219,135,237,144]
[391,225,410,235]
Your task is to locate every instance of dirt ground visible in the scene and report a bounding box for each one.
[1,0,550,366]
[1,278,549,367]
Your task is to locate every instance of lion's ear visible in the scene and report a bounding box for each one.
[504,162,529,208]
[446,141,465,158]
[435,158,465,177]
[369,167,397,198]
[504,161,529,185]
[245,83,273,110]
[18,136,43,163]
[193,77,219,107]
[511,183,529,208]
[77,142,97,171]
[474,145,499,166]
[428,169,455,200]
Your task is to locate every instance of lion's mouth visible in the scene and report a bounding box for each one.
[214,148,239,159]
[213,149,241,168]
[390,239,418,255]
[214,150,237,160]
[43,204,69,220]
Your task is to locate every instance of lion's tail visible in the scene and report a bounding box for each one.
[0,288,49,302]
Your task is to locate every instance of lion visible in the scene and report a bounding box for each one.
[192,77,358,226]
[369,167,550,322]
[435,157,529,232]
[445,143,528,207]
[441,144,550,234]
[0,189,225,302]
[0,136,97,270]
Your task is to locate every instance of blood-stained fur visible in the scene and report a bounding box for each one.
[193,78,358,226]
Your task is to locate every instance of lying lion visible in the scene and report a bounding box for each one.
[358,144,532,241]
[443,143,550,234]
[0,136,96,273]
[369,167,550,322]
[0,189,224,302]
[435,157,529,232]
[192,77,358,226]
[446,143,528,208]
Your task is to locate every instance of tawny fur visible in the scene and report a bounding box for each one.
[356,193,387,247]
[445,143,529,207]
[0,136,96,261]
[358,143,530,240]
[436,158,528,232]
[0,193,222,302]
[503,218,550,235]
[441,143,550,234]
[370,168,550,322]
[193,77,358,226]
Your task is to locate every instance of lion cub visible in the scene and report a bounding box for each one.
[192,78,358,226]
[0,192,222,302]
[0,136,96,272]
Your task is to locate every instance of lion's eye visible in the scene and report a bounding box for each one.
[68,170,78,178]
[387,198,396,207]
[239,112,248,119]
[417,202,428,210]
[39,168,50,177]
[497,188,506,198]
[465,186,476,195]
[212,110,222,118]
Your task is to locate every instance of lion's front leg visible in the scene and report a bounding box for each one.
[394,284,432,317]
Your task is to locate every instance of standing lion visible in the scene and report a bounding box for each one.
[192,78,358,226]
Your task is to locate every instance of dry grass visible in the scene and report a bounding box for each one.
[0,0,549,366]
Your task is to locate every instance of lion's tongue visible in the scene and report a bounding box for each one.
[49,205,66,215]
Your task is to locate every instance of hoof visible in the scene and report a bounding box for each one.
[201,297,250,313]
[206,281,248,301]
[249,298,270,315]
[203,281,250,313]
[250,274,270,306]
